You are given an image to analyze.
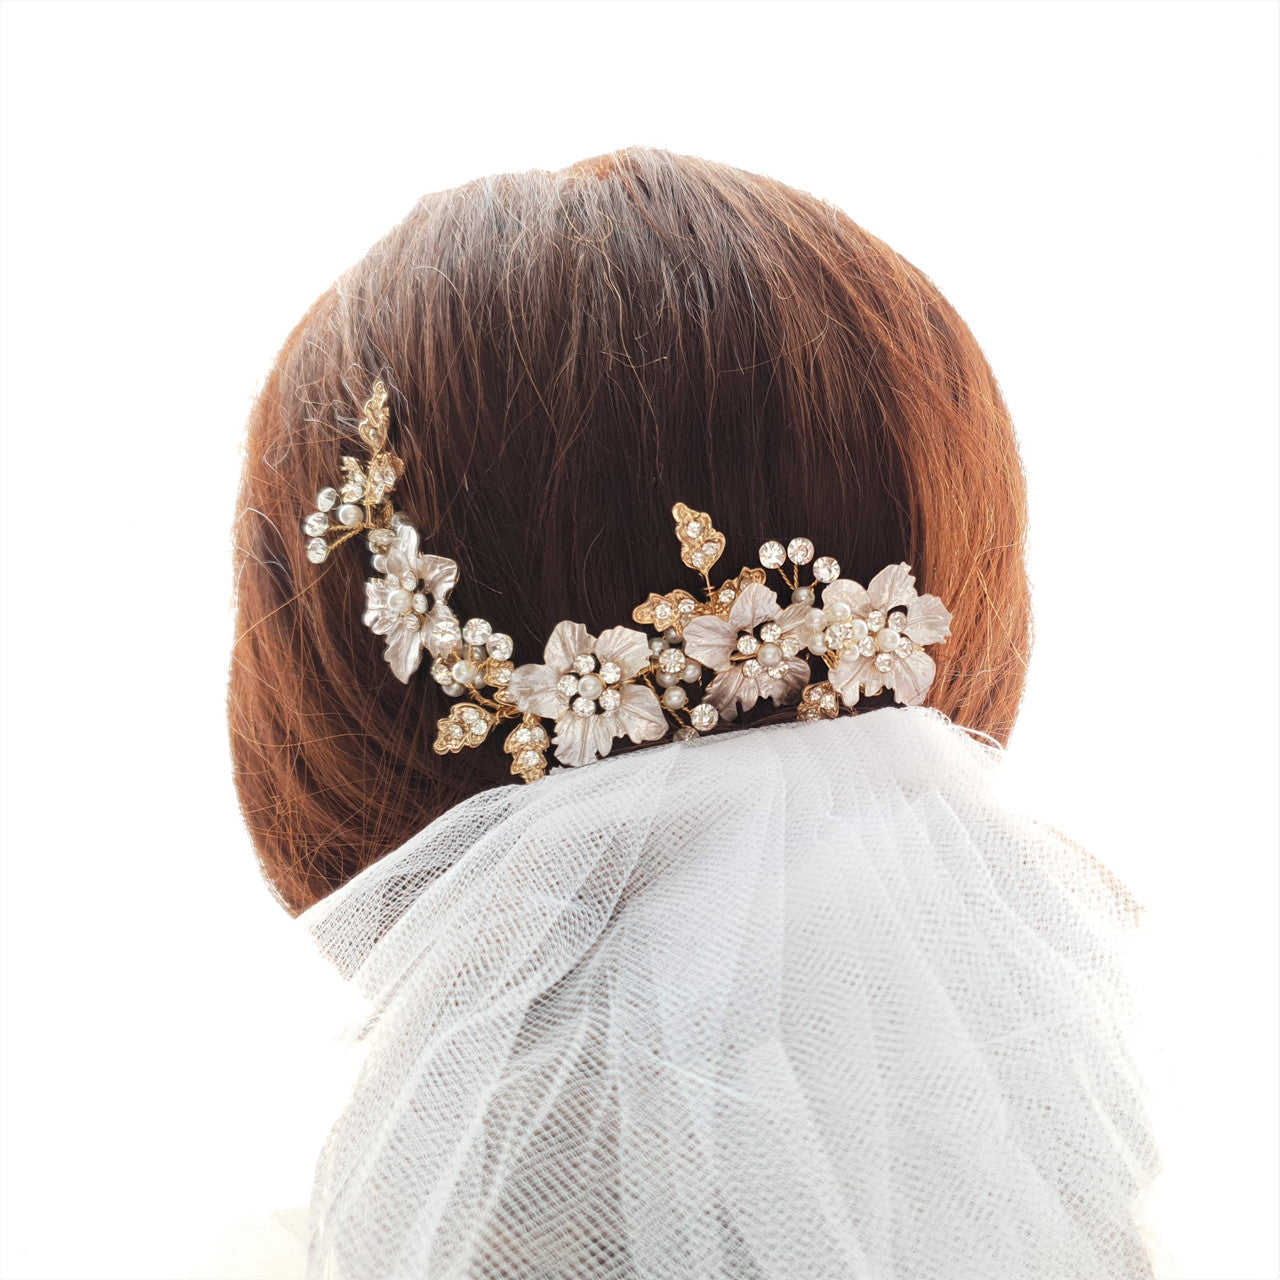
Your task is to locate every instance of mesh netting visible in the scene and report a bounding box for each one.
[300,707,1160,1278]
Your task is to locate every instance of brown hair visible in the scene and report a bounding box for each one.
[229,148,1031,914]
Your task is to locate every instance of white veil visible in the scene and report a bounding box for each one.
[298,707,1160,1278]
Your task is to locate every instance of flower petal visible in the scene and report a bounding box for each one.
[385,619,424,683]
[613,682,668,744]
[362,580,395,633]
[552,710,608,768]
[705,664,758,720]
[594,626,652,680]
[887,648,936,706]
[544,620,593,673]
[682,615,738,671]
[774,602,816,636]
[821,579,871,618]
[728,582,780,632]
[386,524,423,583]
[903,593,951,646]
[867,563,917,612]
[418,554,458,604]
[828,653,875,707]
[754,656,810,706]
[509,663,570,719]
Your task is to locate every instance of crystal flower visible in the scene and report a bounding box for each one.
[508,621,667,767]
[681,582,811,719]
[814,563,951,707]
[362,524,461,682]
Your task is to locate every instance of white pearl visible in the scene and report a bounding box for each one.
[828,601,852,620]
[661,685,688,711]
[577,673,604,699]
[387,589,413,614]
[657,671,683,688]
[451,659,480,685]
[791,586,815,605]
[649,637,667,653]
[682,660,701,683]
[876,628,901,653]
[440,682,466,697]
[757,641,783,667]
[336,503,362,527]
[663,627,681,644]
[849,619,870,642]
[371,553,388,572]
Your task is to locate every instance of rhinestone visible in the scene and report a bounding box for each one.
[517,749,542,769]
[431,660,450,682]
[888,611,907,630]
[487,633,514,660]
[820,693,837,710]
[659,648,685,673]
[654,602,673,622]
[866,610,886,631]
[371,553,388,573]
[340,473,365,501]
[599,661,622,684]
[686,520,703,538]
[858,636,877,657]
[432,622,462,651]
[742,658,762,678]
[305,538,327,564]
[336,503,362,527]
[758,540,786,569]
[825,624,850,649]
[368,527,396,549]
[572,653,596,675]
[489,666,511,686]
[701,541,719,559]
[513,727,533,745]
[678,598,697,614]
[529,725,548,745]
[557,674,580,698]
[315,487,339,512]
[787,537,814,565]
[690,703,719,732]
[412,593,428,613]
[874,653,895,673]
[813,556,840,583]
[458,705,479,722]
[737,634,759,656]
[766,664,786,678]
[691,551,707,568]
[572,695,596,717]
[718,588,735,604]
[599,688,621,711]
[449,724,465,740]
[781,635,802,657]
[673,727,698,742]
[303,512,329,537]
[462,618,492,646]
[759,621,781,643]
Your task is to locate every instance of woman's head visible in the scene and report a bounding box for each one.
[229,147,1030,913]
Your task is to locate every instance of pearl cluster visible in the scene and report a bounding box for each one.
[559,649,628,718]
[810,604,913,672]
[429,618,514,698]
[649,628,712,716]
[734,617,802,681]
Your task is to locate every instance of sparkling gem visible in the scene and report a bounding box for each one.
[691,551,707,568]
[529,726,547,744]
[340,478,365,503]
[678,598,697,614]
[303,512,329,537]
[449,724,464,740]
[572,695,596,717]
[673,727,698,742]
[661,685,688,710]
[489,666,511,686]
[858,637,877,657]
[780,635,802,658]
[513,727,533,745]
[368,527,395,549]
[572,653,596,675]
[413,593,428,613]
[874,652,895,673]
[458,705,479,722]
[737,633,759,656]
[875,627,901,653]
[654,602,673,622]
[787,537,814,565]
[717,588,735,604]
[759,621,781,643]
[462,618,492,646]
[315,488,339,512]
[686,520,703,537]
[660,648,686,673]
[578,673,605,699]
[820,693,838,710]
[431,660,451,683]
[888,611,907,630]
[557,674,580,697]
[866,610,886,631]
[336,503,362,527]
[517,749,542,769]
[758,540,786,569]
[599,661,622,684]
[690,703,718,732]
[599,688,621,711]
[305,538,327,564]
[487,633,514,660]
[824,625,849,650]
[813,556,840,583]
[742,658,762,678]
[701,541,719,559]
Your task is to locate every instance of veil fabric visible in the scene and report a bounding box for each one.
[299,707,1160,1279]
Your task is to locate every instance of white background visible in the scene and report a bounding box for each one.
[1,2,1276,1277]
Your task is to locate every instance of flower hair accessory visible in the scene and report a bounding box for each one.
[303,382,953,782]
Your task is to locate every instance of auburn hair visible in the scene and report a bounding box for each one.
[228,148,1031,914]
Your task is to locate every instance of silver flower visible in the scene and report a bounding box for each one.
[508,621,667,767]
[362,524,461,682]
[817,563,951,707]
[681,581,810,720]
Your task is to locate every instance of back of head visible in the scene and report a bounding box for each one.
[229,147,1030,913]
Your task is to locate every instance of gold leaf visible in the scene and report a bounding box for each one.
[797,681,841,722]
[504,715,550,782]
[671,502,725,576]
[705,567,767,618]
[357,380,390,453]
[433,702,497,754]
[631,588,706,636]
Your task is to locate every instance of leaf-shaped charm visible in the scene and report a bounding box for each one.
[357,380,390,453]
[706,567,767,618]
[340,457,367,503]
[433,702,497,754]
[631,588,706,636]
[671,502,725,576]
[504,715,550,782]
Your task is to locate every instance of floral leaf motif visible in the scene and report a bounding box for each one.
[357,380,390,453]
[672,502,726,576]
[706,568,767,619]
[504,715,550,782]
[797,681,841,722]
[433,702,497,754]
[340,457,367,504]
[632,589,705,636]
[482,658,515,699]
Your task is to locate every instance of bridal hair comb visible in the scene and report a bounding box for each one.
[303,381,952,782]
